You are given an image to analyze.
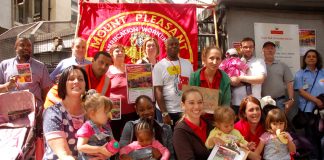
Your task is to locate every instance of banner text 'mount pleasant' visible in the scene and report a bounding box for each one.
[89,13,189,51]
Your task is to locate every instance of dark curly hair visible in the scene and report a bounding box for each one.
[302,49,323,70]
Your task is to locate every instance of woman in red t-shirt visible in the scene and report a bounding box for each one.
[106,44,138,140]
[173,88,213,160]
[234,96,265,151]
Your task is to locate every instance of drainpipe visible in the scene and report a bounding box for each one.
[48,0,51,20]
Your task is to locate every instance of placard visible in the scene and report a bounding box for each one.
[16,63,32,83]
[182,85,219,114]
[110,97,121,120]
[208,144,248,160]
[232,42,241,55]
[126,64,154,104]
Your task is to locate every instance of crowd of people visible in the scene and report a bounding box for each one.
[0,36,323,160]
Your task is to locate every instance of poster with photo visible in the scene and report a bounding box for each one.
[232,42,241,55]
[110,97,121,120]
[208,144,248,160]
[126,64,153,104]
[299,29,316,56]
[16,63,32,83]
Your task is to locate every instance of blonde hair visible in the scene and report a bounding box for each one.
[82,90,113,116]
[108,43,125,55]
[264,108,287,132]
[201,46,223,63]
[213,107,236,126]
[142,38,160,56]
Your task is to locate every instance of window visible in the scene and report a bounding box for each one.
[33,0,42,21]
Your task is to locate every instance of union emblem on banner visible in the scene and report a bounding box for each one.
[77,3,198,68]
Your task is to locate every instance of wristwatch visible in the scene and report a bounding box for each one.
[162,112,169,117]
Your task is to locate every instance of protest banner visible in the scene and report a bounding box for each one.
[77,2,198,69]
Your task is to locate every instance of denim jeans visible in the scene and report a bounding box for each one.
[275,98,286,110]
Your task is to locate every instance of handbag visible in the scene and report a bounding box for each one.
[314,93,324,132]
[292,70,319,129]
[292,108,308,129]
[314,93,324,120]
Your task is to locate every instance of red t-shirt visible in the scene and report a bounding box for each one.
[234,119,265,147]
[199,67,222,89]
[87,64,101,90]
[184,118,207,143]
[107,69,135,114]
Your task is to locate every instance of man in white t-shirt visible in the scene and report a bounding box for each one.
[153,37,193,126]
[231,37,267,114]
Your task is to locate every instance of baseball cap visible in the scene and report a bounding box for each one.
[262,41,276,48]
[226,48,238,56]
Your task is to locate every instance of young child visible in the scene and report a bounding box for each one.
[219,48,249,78]
[219,48,251,95]
[119,118,170,160]
[255,108,296,160]
[206,107,261,160]
[76,89,119,160]
[205,107,249,149]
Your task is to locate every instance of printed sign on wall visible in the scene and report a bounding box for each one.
[254,23,300,74]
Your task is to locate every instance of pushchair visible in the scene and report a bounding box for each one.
[0,91,36,160]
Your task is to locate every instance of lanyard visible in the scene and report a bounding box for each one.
[165,57,181,76]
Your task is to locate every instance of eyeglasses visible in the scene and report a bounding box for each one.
[242,46,254,49]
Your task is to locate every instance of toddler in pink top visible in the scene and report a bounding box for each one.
[119,118,170,160]
[76,90,119,160]
[254,108,296,160]
[219,48,249,77]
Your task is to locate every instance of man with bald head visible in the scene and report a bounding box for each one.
[261,41,294,113]
[0,37,52,108]
[49,37,91,82]
[153,36,193,126]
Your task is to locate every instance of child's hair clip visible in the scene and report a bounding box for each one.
[86,89,97,96]
[81,89,97,101]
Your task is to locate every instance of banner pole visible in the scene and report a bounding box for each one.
[213,7,219,48]
[75,0,83,38]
